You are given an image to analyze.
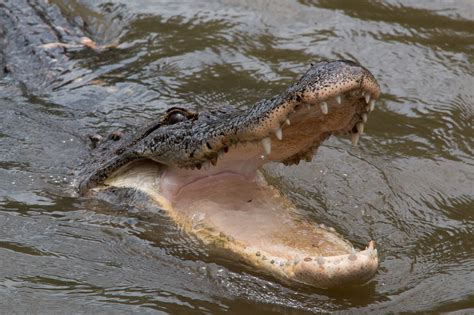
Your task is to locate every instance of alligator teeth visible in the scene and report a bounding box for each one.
[369,99,375,111]
[262,137,272,155]
[275,128,283,140]
[365,92,371,104]
[306,103,311,109]
[367,240,376,256]
[335,95,342,104]
[356,122,364,135]
[351,132,360,147]
[369,240,375,249]
[285,118,291,125]
[320,102,328,114]
[362,113,368,123]
[210,157,218,166]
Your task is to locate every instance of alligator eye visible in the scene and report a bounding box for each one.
[168,111,186,124]
[163,107,197,125]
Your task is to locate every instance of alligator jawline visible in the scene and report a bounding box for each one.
[100,88,379,288]
[103,155,378,289]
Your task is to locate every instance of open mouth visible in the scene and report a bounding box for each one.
[157,61,380,200]
[89,60,381,288]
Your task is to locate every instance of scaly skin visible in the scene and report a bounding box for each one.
[78,61,379,193]
[80,61,381,289]
[0,0,105,91]
[1,0,381,289]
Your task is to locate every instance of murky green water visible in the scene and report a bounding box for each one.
[1,0,473,313]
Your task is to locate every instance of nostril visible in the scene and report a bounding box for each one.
[109,130,123,141]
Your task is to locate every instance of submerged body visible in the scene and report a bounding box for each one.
[79,60,381,288]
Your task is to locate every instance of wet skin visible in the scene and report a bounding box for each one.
[79,60,381,288]
[1,0,472,312]
[1,0,381,290]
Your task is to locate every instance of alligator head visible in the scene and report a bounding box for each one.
[79,60,381,288]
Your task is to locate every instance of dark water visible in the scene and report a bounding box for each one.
[1,0,473,313]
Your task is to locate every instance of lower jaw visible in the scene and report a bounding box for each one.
[169,171,354,255]
[103,160,378,288]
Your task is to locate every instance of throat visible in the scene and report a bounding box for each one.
[159,149,265,200]
[161,169,261,200]
[171,173,272,215]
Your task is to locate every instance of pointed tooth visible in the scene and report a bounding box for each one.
[369,99,375,111]
[320,102,328,114]
[210,157,218,166]
[365,93,371,104]
[356,122,365,134]
[362,113,368,123]
[275,128,283,140]
[261,137,272,155]
[351,132,360,147]
[335,95,342,104]
[306,103,311,109]
[285,118,291,126]
[368,240,375,250]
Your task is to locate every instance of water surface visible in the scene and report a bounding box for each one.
[0,0,473,313]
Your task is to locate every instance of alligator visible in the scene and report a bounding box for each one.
[1,0,380,289]
[78,60,381,288]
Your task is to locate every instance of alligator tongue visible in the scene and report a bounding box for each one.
[171,173,354,257]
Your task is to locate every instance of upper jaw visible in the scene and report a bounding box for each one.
[171,60,380,170]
